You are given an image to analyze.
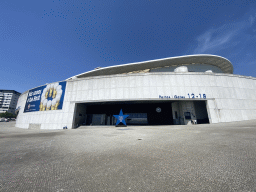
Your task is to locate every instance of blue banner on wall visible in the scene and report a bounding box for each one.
[24,81,66,113]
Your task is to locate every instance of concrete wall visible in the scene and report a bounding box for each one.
[15,91,29,129]
[194,101,208,120]
[16,72,256,129]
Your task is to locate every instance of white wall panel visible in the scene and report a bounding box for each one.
[149,75,157,87]
[150,87,157,98]
[83,80,89,90]
[204,87,213,98]
[92,89,99,100]
[116,88,124,99]
[184,87,192,97]
[67,113,74,125]
[230,88,237,99]
[66,82,73,92]
[253,79,256,88]
[135,87,143,99]
[234,88,242,99]
[164,86,171,96]
[135,76,142,87]
[80,79,86,90]
[92,78,99,90]
[129,87,136,99]
[195,75,204,87]
[62,113,68,124]
[86,89,92,100]
[250,89,256,100]
[162,75,171,87]
[215,76,223,87]
[63,101,70,113]
[142,75,150,87]
[72,81,77,92]
[155,75,162,87]
[201,75,211,87]
[169,75,176,87]
[189,75,199,87]
[191,86,199,97]
[68,103,75,113]
[198,86,207,96]
[209,75,216,87]
[77,81,82,91]
[122,88,129,99]
[98,89,104,100]
[241,110,248,120]
[227,77,234,88]
[142,87,150,98]
[238,77,244,88]
[176,75,184,87]
[156,86,164,97]
[53,113,59,123]
[65,92,71,102]
[127,76,134,88]
[221,87,230,99]
[178,86,186,97]
[183,75,191,87]
[170,87,178,96]
[109,78,116,89]
[110,89,116,99]
[84,90,90,101]
[76,91,82,101]
[214,99,222,109]
[223,76,230,87]
[71,91,77,101]
[96,78,103,89]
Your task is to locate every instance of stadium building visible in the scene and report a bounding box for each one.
[15,54,256,129]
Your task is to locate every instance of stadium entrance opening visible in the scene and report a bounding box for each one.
[73,100,209,127]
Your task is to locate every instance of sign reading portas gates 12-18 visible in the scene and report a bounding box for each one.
[24,81,66,113]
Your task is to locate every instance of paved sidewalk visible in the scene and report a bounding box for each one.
[1,120,256,191]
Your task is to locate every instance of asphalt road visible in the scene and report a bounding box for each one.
[1,121,256,191]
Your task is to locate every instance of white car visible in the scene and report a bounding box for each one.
[0,118,5,122]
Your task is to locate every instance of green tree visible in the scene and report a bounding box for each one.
[0,112,15,118]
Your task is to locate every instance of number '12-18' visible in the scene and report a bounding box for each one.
[187,93,206,99]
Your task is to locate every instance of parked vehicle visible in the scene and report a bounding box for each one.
[4,118,10,122]
[0,118,5,122]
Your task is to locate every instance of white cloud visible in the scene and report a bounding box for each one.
[249,15,255,26]
[192,14,255,54]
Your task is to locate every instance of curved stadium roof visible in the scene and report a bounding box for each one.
[67,54,233,80]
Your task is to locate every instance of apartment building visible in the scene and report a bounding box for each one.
[0,90,21,115]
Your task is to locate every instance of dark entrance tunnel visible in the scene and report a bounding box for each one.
[77,101,174,126]
[74,100,209,127]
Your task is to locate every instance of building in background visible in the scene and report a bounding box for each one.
[15,54,256,129]
[0,90,21,115]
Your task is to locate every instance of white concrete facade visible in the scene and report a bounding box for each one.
[16,72,256,129]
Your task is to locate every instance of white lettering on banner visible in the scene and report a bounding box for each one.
[27,95,41,103]
[33,90,41,96]
[28,90,42,97]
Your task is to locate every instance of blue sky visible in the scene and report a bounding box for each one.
[1,0,256,93]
